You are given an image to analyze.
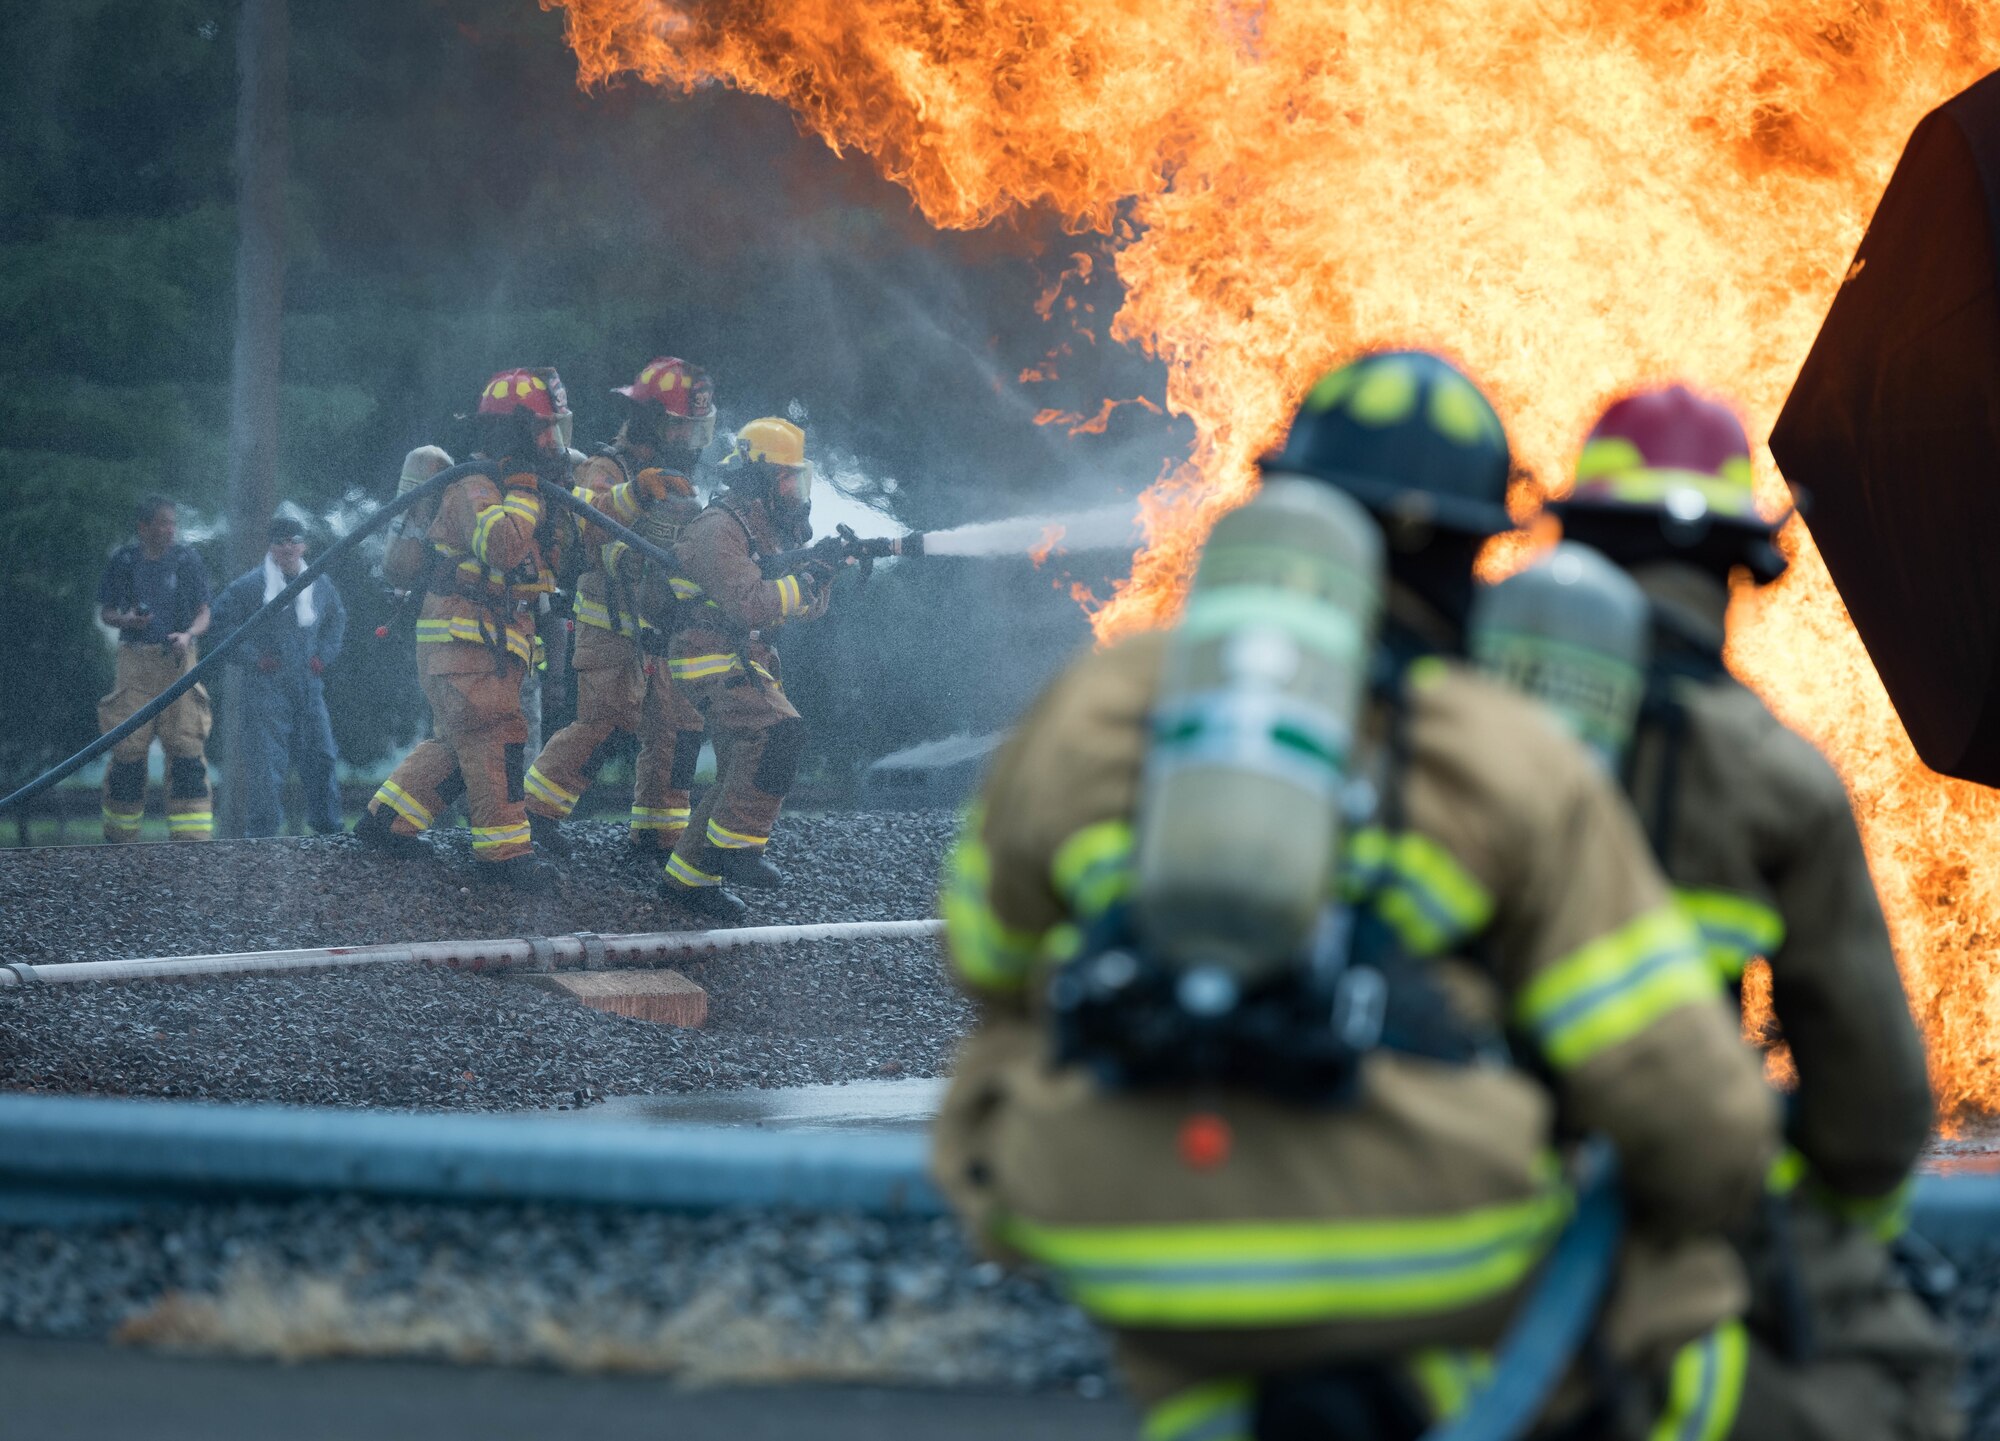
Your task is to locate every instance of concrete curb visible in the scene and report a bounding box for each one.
[0,1093,944,1227]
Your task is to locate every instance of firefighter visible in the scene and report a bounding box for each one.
[352,369,568,890]
[95,494,215,842]
[522,357,714,859]
[658,417,831,924]
[933,350,1780,1441]
[1545,385,1959,1440]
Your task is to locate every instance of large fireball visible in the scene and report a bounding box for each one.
[545,0,2000,1118]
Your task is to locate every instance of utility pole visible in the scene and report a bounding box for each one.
[219,0,288,838]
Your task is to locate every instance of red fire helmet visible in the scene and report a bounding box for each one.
[614,357,716,421]
[476,369,559,420]
[1563,385,1765,529]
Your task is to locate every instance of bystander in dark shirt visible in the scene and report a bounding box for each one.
[96,544,211,646]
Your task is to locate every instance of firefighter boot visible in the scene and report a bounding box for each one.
[353,806,428,859]
[717,851,783,890]
[528,811,571,861]
[659,874,749,926]
[473,854,559,894]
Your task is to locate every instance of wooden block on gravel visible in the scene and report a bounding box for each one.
[518,970,709,1028]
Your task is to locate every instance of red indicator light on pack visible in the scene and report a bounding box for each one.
[374,626,389,639]
[1177,1112,1232,1171]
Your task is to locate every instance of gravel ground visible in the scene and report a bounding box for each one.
[0,814,970,1109]
[0,1198,1111,1392]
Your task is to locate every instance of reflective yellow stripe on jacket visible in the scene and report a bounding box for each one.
[1142,1379,1254,1441]
[1051,819,1136,922]
[1000,1160,1569,1327]
[1676,887,1785,984]
[415,616,533,665]
[1649,1320,1747,1441]
[1515,905,1717,1071]
[1767,1147,1913,1241]
[942,814,1043,993]
[573,593,650,639]
[1341,827,1495,957]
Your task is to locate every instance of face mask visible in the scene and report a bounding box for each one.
[777,463,813,510]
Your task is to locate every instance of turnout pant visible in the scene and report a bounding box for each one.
[97,643,213,842]
[631,659,705,848]
[524,628,705,846]
[368,661,531,864]
[525,625,642,826]
[237,673,340,838]
[663,640,803,888]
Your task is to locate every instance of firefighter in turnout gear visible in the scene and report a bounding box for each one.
[658,417,830,924]
[523,357,714,858]
[933,351,1780,1441]
[1542,385,1961,1441]
[353,369,569,890]
[95,494,215,842]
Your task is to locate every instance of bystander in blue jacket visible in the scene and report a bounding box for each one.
[212,515,348,837]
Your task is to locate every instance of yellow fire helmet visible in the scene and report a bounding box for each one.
[732,417,807,468]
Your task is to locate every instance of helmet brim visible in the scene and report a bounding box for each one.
[1256,455,1513,537]
[1546,493,1788,539]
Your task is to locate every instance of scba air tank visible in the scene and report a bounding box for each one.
[1131,478,1385,985]
[1470,541,1651,768]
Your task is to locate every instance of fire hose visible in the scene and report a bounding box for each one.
[0,918,945,988]
[0,467,709,818]
[0,459,495,817]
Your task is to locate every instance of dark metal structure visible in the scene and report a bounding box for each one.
[1772,69,2000,784]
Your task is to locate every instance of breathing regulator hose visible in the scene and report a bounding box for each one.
[0,460,499,817]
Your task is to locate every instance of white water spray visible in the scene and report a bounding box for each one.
[921,504,1137,559]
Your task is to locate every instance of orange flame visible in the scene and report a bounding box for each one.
[1030,523,1067,567]
[546,0,2000,1116]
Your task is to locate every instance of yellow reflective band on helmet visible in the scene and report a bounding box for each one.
[1517,905,1716,1072]
[1346,357,1422,427]
[471,821,531,853]
[1649,1320,1747,1441]
[1407,1347,1494,1423]
[1000,1162,1568,1328]
[1340,828,1495,957]
[1676,887,1785,984]
[664,852,721,887]
[1143,1378,1255,1441]
[707,818,768,850]
[668,652,742,683]
[375,781,434,830]
[1570,458,1763,523]
[523,766,579,817]
[1051,819,1136,922]
[942,817,1043,993]
[1426,374,1505,448]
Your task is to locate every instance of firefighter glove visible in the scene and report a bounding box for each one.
[635,468,691,505]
